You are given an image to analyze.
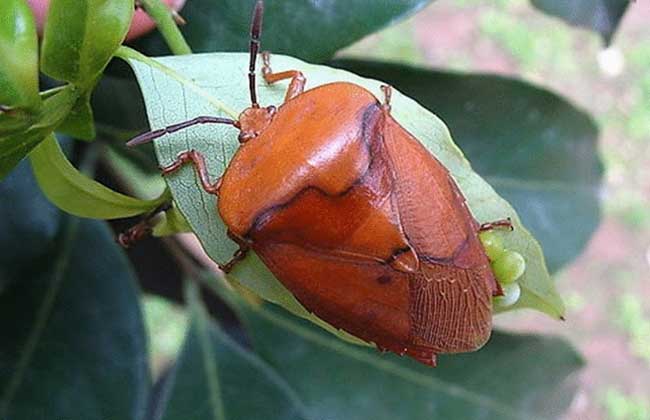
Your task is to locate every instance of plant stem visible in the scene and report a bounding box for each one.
[138,0,192,55]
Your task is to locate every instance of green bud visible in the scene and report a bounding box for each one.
[479,230,506,261]
[492,250,526,284]
[494,282,521,307]
[0,0,41,110]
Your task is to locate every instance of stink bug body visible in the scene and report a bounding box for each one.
[129,0,512,367]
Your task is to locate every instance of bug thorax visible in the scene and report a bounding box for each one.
[237,105,277,143]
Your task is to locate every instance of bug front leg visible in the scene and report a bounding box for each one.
[161,150,222,196]
[261,51,306,102]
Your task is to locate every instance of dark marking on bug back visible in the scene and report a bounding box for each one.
[376,275,393,285]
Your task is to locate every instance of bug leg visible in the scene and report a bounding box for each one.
[380,85,392,113]
[220,230,250,273]
[479,218,513,232]
[261,51,306,102]
[117,201,173,248]
[161,150,222,196]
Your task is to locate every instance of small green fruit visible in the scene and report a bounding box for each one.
[479,230,506,261]
[495,282,521,307]
[492,250,526,284]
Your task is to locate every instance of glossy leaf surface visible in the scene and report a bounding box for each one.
[0,158,63,293]
[153,281,310,420]
[0,218,150,420]
[207,283,584,420]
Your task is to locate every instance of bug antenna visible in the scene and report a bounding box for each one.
[248,0,264,108]
[126,116,238,147]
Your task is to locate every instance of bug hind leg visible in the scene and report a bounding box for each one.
[117,201,173,248]
[479,218,513,232]
[261,51,306,102]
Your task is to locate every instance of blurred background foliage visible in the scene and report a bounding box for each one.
[1,0,647,419]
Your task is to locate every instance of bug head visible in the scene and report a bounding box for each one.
[235,0,276,143]
[237,104,276,143]
[125,1,271,148]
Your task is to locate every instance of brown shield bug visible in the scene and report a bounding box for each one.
[128,0,513,367]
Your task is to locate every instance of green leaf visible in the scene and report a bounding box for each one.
[153,281,311,420]
[132,0,432,62]
[41,0,134,87]
[0,158,63,293]
[153,204,192,237]
[530,0,630,44]
[0,218,150,420]
[0,86,78,180]
[215,284,584,420]
[331,60,603,274]
[122,52,565,328]
[57,91,96,140]
[29,135,165,219]
[0,0,40,110]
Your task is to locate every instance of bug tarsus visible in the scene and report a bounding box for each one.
[117,201,173,248]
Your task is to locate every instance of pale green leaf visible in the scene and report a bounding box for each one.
[122,52,565,344]
[29,135,164,219]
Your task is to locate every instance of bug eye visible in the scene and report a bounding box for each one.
[238,132,253,143]
[266,105,277,115]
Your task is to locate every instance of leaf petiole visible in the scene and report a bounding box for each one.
[137,0,192,55]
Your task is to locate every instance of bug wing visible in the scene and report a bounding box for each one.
[381,113,496,351]
[254,241,414,352]
[410,263,493,352]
